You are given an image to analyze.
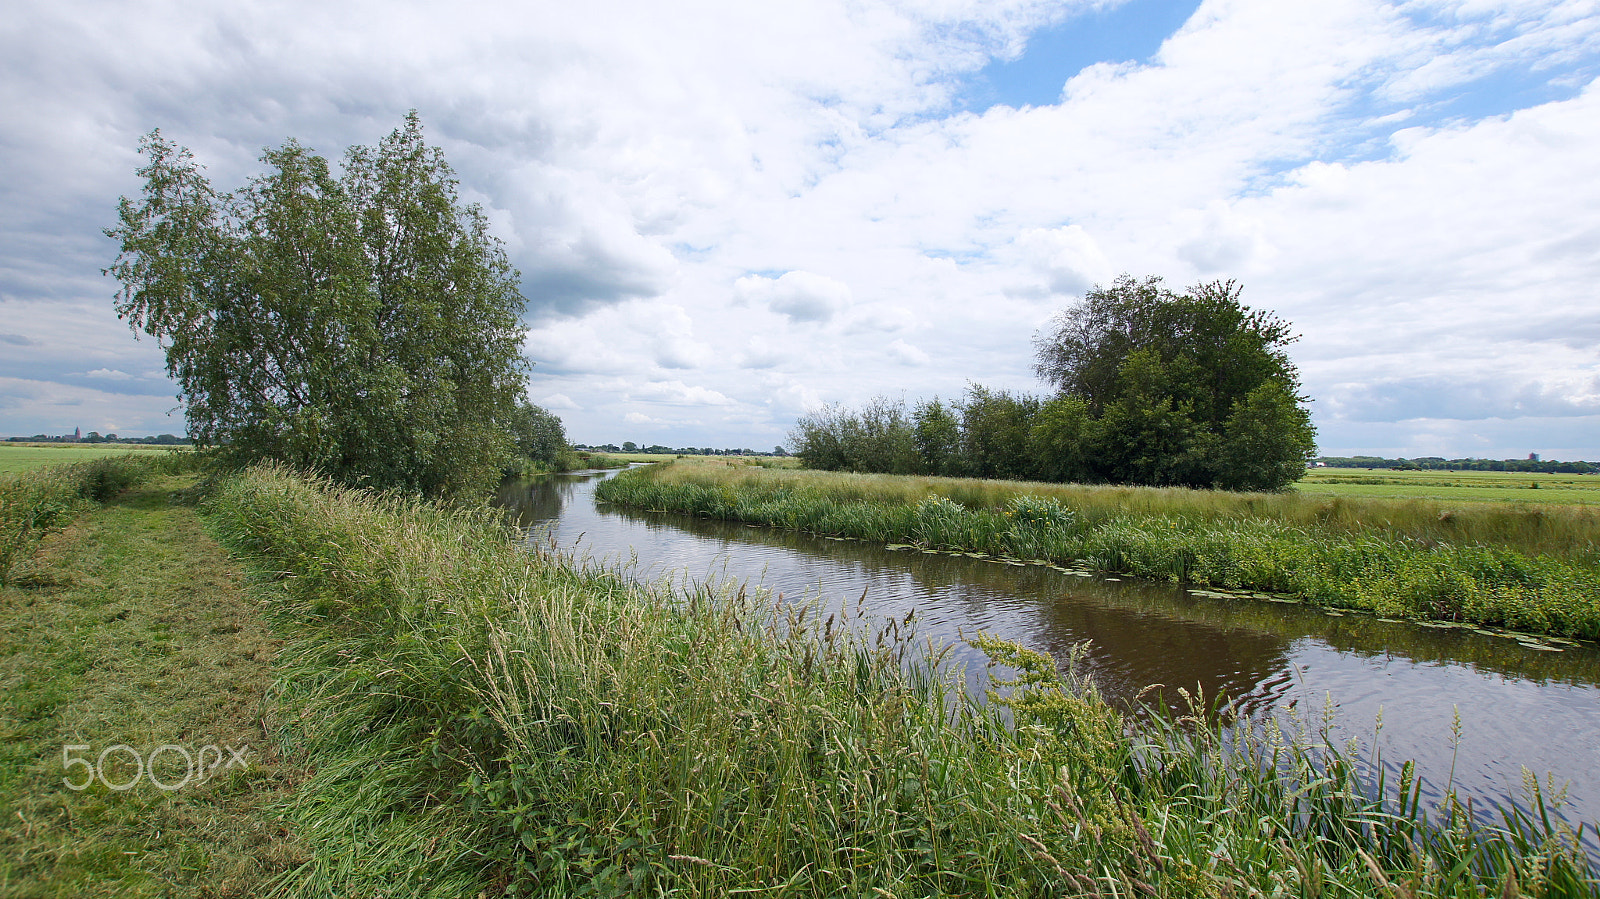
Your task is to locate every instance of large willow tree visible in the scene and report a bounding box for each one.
[106,113,529,499]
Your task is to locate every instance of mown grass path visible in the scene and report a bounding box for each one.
[0,475,302,898]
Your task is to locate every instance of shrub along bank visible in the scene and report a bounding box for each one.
[204,464,1593,896]
[594,463,1600,641]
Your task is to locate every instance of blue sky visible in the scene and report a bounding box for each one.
[3,0,1599,458]
[964,0,1205,111]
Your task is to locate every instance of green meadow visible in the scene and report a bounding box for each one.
[0,442,189,475]
[1301,466,1600,505]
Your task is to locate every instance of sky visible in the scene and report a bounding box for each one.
[2,0,1599,458]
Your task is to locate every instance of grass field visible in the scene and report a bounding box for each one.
[0,443,190,475]
[1300,466,1600,504]
[0,473,301,897]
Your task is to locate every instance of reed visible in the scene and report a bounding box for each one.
[596,463,1600,639]
[615,459,1600,560]
[207,464,1596,896]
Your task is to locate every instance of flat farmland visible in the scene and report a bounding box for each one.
[1297,466,1600,504]
[0,442,188,474]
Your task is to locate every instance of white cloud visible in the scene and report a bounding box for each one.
[886,339,931,366]
[631,380,736,407]
[3,0,1599,456]
[540,392,580,410]
[734,271,853,324]
[1015,224,1115,296]
[736,335,784,370]
[1173,202,1274,275]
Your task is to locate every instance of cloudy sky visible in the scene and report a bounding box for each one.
[3,0,1598,458]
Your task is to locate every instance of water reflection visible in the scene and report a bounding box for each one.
[497,469,1600,839]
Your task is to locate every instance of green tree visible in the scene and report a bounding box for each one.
[957,385,1041,481]
[105,114,529,499]
[1033,275,1314,490]
[912,398,961,476]
[1028,395,1095,483]
[507,399,573,474]
[788,397,920,474]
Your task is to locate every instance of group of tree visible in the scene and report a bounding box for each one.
[790,275,1318,492]
[8,433,189,445]
[1316,456,1597,474]
[574,444,788,457]
[106,114,567,499]
[506,400,577,476]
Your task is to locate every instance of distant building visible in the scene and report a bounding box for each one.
[1529,453,1540,462]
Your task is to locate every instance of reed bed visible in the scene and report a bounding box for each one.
[207,464,1595,897]
[595,464,1600,640]
[612,461,1600,560]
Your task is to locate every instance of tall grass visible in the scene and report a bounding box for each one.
[0,451,199,584]
[596,464,1600,639]
[208,464,1596,896]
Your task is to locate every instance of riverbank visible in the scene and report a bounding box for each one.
[210,463,1591,896]
[0,467,300,897]
[594,461,1600,641]
[5,458,1594,895]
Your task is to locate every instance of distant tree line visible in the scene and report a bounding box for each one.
[1316,456,1597,474]
[574,443,789,457]
[8,433,189,445]
[789,275,1318,492]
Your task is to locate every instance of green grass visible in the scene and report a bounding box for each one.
[1302,467,1600,505]
[0,470,302,898]
[0,443,190,475]
[596,463,1600,640]
[203,464,1597,897]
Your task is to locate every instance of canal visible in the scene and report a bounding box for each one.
[499,467,1600,842]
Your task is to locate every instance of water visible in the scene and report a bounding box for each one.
[498,468,1600,840]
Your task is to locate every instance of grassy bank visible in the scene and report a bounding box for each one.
[206,464,1593,896]
[0,466,300,897]
[594,462,1600,640]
